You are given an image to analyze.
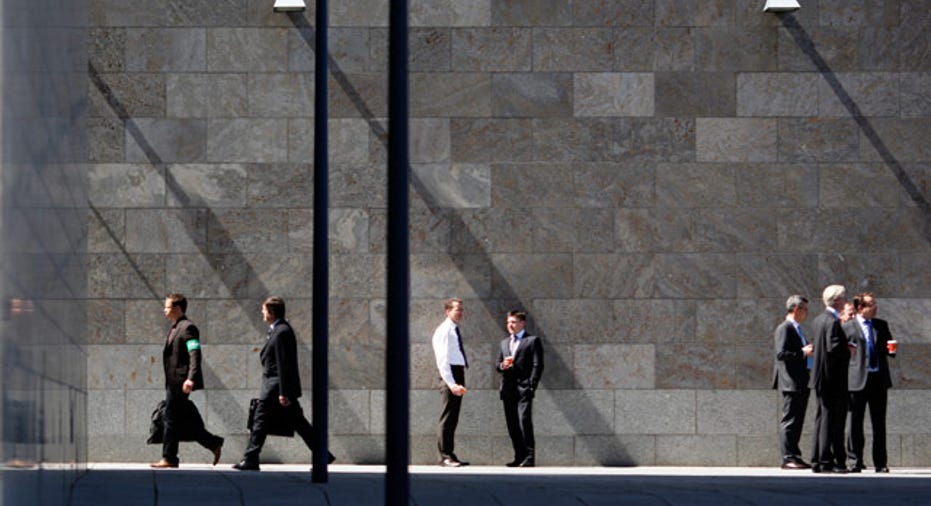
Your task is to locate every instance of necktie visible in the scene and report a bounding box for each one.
[797,325,812,370]
[866,320,878,370]
[455,326,468,368]
[510,335,518,356]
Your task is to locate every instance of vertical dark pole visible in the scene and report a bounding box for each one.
[385,0,409,504]
[311,0,330,484]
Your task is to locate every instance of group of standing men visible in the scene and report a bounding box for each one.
[431,298,544,467]
[773,285,897,473]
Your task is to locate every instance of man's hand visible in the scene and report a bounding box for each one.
[279,395,291,407]
[182,379,195,394]
[450,384,467,396]
[802,344,813,357]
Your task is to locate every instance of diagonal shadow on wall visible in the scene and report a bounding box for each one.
[288,14,630,464]
[88,58,385,462]
[781,14,931,245]
[87,62,385,461]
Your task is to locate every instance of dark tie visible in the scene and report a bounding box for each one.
[455,326,468,368]
[866,320,878,369]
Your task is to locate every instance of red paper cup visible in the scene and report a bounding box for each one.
[887,340,898,353]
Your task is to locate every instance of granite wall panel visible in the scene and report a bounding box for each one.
[78,1,931,468]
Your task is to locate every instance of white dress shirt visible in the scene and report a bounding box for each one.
[432,317,466,388]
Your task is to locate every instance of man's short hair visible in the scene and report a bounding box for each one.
[507,310,527,321]
[853,292,875,310]
[785,295,808,313]
[822,285,846,306]
[263,296,286,319]
[166,293,187,313]
[444,298,463,311]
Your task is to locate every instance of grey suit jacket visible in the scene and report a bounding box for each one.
[772,320,809,392]
[844,317,894,392]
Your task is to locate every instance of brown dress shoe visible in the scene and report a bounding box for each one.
[211,438,224,466]
[150,459,178,469]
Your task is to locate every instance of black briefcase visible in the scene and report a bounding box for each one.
[146,399,207,444]
[247,398,295,437]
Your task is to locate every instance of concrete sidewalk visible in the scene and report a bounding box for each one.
[54,463,931,506]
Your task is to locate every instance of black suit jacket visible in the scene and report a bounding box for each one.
[808,310,849,394]
[259,319,302,401]
[844,317,894,392]
[495,333,544,399]
[163,316,204,390]
[772,320,809,392]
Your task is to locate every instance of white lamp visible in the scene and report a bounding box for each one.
[763,0,800,12]
[273,0,306,12]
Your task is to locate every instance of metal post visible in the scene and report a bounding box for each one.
[385,0,409,504]
[311,0,330,484]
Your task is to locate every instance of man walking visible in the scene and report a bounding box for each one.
[495,310,544,467]
[844,292,895,473]
[151,293,223,468]
[432,298,469,467]
[233,297,334,471]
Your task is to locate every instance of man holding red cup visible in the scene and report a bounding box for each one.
[843,293,897,473]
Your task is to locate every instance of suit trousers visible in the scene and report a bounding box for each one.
[847,373,888,469]
[162,386,220,463]
[437,365,465,459]
[243,399,325,463]
[779,389,809,462]
[503,390,535,461]
[811,389,847,468]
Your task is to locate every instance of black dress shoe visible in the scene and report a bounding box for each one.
[847,466,861,473]
[875,466,889,473]
[232,460,260,471]
[518,458,535,468]
[328,452,336,464]
[830,466,848,474]
[811,465,822,473]
[781,461,808,470]
[505,460,521,467]
[440,457,462,467]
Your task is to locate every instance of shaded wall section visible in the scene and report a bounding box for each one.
[84,0,931,467]
[0,0,89,504]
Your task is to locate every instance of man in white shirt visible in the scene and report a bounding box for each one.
[432,298,468,467]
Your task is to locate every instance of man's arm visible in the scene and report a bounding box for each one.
[182,323,201,393]
[529,337,544,390]
[275,326,299,404]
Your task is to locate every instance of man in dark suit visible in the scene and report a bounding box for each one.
[809,284,855,473]
[772,295,813,469]
[495,310,544,467]
[151,293,223,468]
[233,296,334,471]
[844,292,895,473]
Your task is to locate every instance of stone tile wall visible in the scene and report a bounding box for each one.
[84,0,931,467]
